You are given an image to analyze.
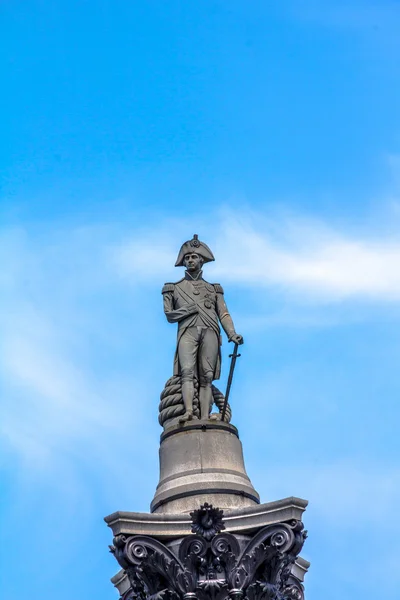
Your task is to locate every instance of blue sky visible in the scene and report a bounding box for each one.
[1,1,400,599]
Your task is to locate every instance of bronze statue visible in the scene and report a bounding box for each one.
[162,235,243,423]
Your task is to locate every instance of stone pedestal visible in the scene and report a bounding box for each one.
[151,421,260,514]
[105,418,310,600]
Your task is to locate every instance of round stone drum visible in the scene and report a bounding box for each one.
[151,421,260,514]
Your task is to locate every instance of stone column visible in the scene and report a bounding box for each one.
[105,417,310,599]
[107,503,309,600]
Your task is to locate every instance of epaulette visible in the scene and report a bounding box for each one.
[162,283,175,294]
[213,283,224,294]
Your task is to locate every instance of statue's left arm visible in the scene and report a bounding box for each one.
[214,284,244,345]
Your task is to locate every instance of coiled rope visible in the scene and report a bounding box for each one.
[159,376,232,426]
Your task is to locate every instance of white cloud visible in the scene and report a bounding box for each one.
[113,210,400,302]
[1,206,400,495]
[0,212,399,600]
[2,320,117,464]
[0,227,153,495]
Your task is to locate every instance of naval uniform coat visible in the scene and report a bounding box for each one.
[162,273,236,380]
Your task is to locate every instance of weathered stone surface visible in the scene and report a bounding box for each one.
[105,497,308,539]
[150,421,260,514]
[104,234,311,598]
[162,235,244,423]
[111,554,310,600]
[111,570,130,596]
[109,505,308,600]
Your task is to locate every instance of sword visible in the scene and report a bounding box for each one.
[221,342,241,422]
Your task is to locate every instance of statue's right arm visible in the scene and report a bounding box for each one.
[162,284,198,323]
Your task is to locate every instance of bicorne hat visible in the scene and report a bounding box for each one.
[175,234,215,267]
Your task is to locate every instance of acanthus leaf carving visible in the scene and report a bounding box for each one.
[111,511,307,600]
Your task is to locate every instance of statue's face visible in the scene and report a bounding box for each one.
[183,253,203,272]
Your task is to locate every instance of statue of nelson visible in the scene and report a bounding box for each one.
[162,235,243,422]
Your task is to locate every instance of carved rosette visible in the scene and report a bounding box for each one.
[190,503,225,540]
[110,509,307,600]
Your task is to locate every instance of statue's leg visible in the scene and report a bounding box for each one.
[198,329,219,420]
[177,327,198,422]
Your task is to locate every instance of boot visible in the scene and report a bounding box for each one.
[179,380,194,423]
[199,385,213,420]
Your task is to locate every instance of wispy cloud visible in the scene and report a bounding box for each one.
[0,226,154,500]
[1,209,399,600]
[1,205,399,492]
[113,209,400,303]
